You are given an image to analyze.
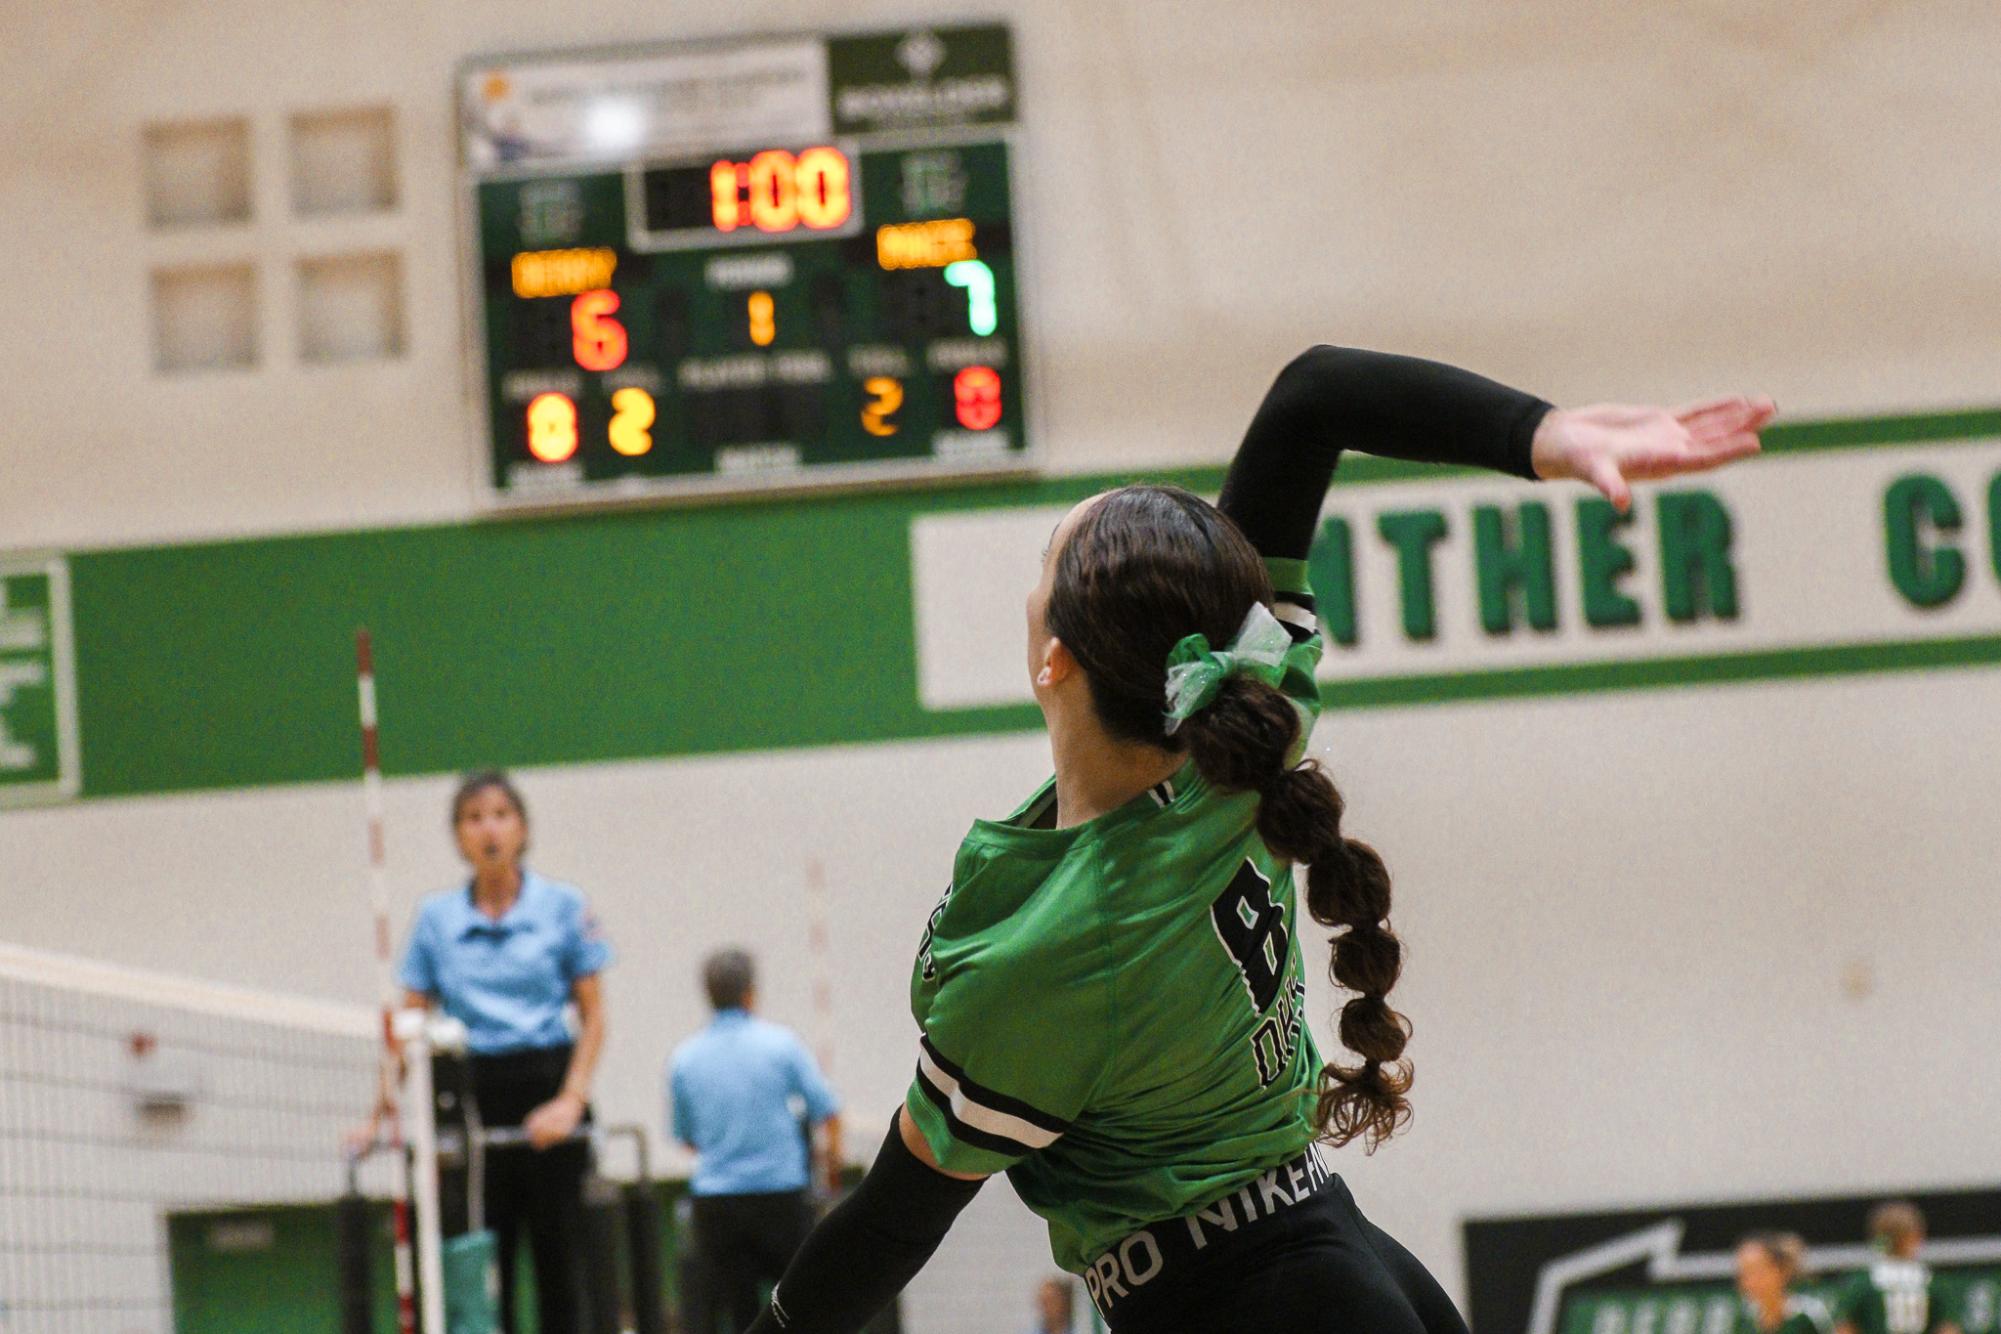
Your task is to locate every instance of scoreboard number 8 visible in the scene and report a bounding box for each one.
[526,393,580,463]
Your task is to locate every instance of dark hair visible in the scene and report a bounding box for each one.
[1044,485,1412,1150]
[452,772,532,868]
[1740,1231,1807,1284]
[1869,1201,1925,1250]
[702,948,756,1010]
[451,770,528,832]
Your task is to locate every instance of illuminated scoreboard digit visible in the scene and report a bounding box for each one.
[459,25,1030,506]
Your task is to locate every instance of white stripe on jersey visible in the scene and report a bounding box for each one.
[1273,600,1316,633]
[916,1047,1063,1150]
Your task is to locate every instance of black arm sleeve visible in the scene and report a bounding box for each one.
[743,1117,984,1333]
[1216,345,1553,562]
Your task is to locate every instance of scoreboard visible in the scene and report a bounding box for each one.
[459,25,1031,506]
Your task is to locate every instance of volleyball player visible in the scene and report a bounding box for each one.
[742,346,1772,1333]
[1833,1203,1962,1334]
[1736,1233,1833,1334]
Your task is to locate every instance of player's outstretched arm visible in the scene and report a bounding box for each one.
[1216,346,1771,562]
[742,1110,986,1333]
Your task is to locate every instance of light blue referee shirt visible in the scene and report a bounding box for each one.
[398,870,612,1056]
[669,1010,840,1196]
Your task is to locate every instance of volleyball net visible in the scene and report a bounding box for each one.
[0,940,391,1334]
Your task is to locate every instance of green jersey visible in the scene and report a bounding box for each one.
[904,560,1329,1271]
[1737,1295,1834,1334]
[1832,1262,1944,1334]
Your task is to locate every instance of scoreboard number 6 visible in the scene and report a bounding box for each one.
[570,289,628,372]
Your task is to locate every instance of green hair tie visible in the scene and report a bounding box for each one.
[1162,603,1292,734]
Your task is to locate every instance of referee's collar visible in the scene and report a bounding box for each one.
[456,869,543,937]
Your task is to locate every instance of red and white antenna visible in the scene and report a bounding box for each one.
[357,629,418,1334]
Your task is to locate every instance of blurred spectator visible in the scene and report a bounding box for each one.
[1832,1202,1961,1334]
[1029,1274,1078,1334]
[1734,1231,1830,1333]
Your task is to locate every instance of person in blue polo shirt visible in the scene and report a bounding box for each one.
[393,770,611,1334]
[669,948,841,1333]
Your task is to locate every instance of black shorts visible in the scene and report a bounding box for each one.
[1084,1147,1469,1334]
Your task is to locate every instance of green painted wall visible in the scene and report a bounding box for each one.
[51,408,2001,800]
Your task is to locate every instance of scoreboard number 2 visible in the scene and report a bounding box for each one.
[861,377,904,437]
[608,388,656,457]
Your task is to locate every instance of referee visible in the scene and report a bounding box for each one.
[391,771,611,1334]
[668,948,841,1334]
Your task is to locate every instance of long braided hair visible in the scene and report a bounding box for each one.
[1043,485,1412,1148]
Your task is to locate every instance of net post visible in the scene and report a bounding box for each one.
[397,1009,448,1334]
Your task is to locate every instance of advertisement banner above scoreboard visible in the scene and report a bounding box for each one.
[460,25,1015,173]
[827,25,1016,135]
[908,433,2001,711]
[460,39,830,171]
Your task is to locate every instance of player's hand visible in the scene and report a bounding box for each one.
[1531,395,1774,513]
[523,1092,585,1149]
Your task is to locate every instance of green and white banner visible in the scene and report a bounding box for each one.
[0,555,80,804]
[910,435,2001,710]
[8,411,1997,804]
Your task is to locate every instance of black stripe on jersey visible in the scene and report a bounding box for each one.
[1274,589,1317,613]
[912,1061,1041,1157]
[1148,780,1175,807]
[919,1036,1073,1135]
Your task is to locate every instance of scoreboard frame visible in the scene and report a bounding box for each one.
[455,24,1039,512]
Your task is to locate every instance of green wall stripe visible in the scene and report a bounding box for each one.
[924,634,2001,733]
[51,406,2001,801]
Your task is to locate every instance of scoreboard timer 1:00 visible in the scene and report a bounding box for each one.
[460,25,1031,506]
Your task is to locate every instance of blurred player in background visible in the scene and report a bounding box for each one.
[735,345,1769,1334]
[1833,1202,1962,1334]
[671,947,842,1334]
[1027,1275,1079,1334]
[1736,1232,1832,1334]
[372,770,612,1334]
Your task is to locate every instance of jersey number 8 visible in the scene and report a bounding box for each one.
[1210,862,1289,1012]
